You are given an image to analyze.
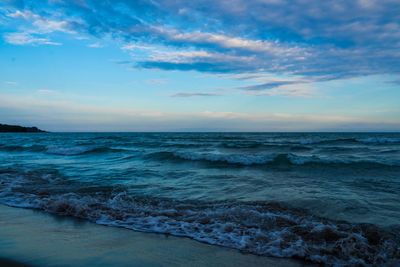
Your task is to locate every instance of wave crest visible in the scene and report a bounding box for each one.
[356,137,400,144]
[149,151,400,167]
[0,170,399,266]
[46,145,89,155]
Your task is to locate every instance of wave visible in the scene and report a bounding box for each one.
[260,138,355,145]
[46,145,129,155]
[0,170,399,266]
[0,143,130,155]
[356,137,400,144]
[45,145,90,155]
[0,144,45,152]
[220,142,263,149]
[220,142,315,152]
[149,151,400,167]
[261,137,400,145]
[0,144,127,156]
[172,151,277,165]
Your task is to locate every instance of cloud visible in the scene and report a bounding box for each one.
[243,84,318,98]
[7,10,38,20]
[154,28,304,56]
[6,10,77,34]
[110,60,132,65]
[200,111,249,119]
[32,19,76,34]
[4,32,61,45]
[235,80,302,91]
[138,61,251,73]
[4,81,18,85]
[87,43,103,48]
[147,79,167,85]
[3,9,80,45]
[37,89,56,94]
[170,92,224,97]
[0,94,399,131]
[209,76,320,97]
[135,48,259,73]
[2,1,400,81]
[121,44,155,50]
[385,79,400,85]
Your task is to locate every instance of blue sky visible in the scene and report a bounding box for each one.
[0,0,399,131]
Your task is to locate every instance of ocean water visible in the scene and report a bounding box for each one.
[0,132,399,265]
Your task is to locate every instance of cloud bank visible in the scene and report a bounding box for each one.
[2,0,399,83]
[1,94,398,132]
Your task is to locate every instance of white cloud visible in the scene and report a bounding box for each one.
[75,36,89,40]
[0,94,399,131]
[4,81,18,85]
[121,44,155,50]
[87,43,104,48]
[243,84,318,98]
[4,1,400,80]
[358,0,376,8]
[200,111,249,119]
[7,10,39,20]
[33,19,75,34]
[156,27,305,56]
[7,10,75,34]
[4,32,61,45]
[148,49,250,64]
[147,79,168,85]
[37,89,56,94]
[4,9,78,46]
[171,92,224,97]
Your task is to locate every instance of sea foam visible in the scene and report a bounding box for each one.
[0,170,399,266]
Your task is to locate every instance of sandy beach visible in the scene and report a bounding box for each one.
[0,204,312,266]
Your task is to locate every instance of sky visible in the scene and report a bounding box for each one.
[0,0,399,132]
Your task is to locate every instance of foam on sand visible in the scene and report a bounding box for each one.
[0,204,310,267]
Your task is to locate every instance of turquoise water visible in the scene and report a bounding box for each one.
[0,132,399,265]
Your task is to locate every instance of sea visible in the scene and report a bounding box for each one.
[0,132,399,265]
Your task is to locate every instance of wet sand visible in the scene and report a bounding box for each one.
[0,204,313,266]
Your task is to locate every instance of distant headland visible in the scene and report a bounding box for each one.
[0,124,46,133]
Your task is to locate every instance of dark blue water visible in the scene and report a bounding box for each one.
[0,132,399,265]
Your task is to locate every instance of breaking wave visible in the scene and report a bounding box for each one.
[0,170,399,266]
[1,132,400,266]
[45,145,129,155]
[0,144,127,155]
[149,151,400,167]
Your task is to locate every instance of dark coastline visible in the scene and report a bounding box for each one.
[0,124,46,133]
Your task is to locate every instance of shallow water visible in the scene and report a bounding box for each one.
[0,132,399,265]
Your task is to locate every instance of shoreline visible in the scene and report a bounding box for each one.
[0,204,313,266]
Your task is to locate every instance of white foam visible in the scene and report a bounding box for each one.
[0,171,399,266]
[173,151,276,165]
